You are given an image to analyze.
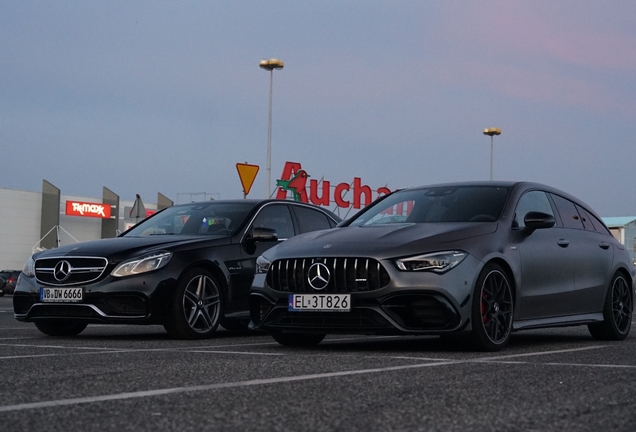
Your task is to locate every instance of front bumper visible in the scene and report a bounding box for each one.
[13,272,177,325]
[249,255,482,335]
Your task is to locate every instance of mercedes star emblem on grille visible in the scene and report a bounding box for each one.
[53,260,72,282]
[308,262,330,290]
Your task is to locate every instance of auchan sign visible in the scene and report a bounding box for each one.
[65,201,112,219]
[276,162,391,209]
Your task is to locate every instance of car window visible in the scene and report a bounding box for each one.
[292,206,335,233]
[513,191,554,228]
[252,205,295,239]
[550,194,584,229]
[349,186,509,226]
[125,202,256,237]
[576,205,610,235]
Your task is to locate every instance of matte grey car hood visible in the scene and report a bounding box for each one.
[271,222,498,259]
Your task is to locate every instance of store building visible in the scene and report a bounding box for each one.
[0,181,172,271]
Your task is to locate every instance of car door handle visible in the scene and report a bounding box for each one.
[557,239,569,248]
[599,242,610,250]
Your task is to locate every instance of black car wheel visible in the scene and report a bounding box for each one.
[588,273,632,341]
[34,320,88,337]
[470,263,514,352]
[164,268,222,339]
[271,332,326,347]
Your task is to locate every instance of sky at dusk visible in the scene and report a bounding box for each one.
[2,1,636,216]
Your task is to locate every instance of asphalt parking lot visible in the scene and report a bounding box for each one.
[0,295,635,432]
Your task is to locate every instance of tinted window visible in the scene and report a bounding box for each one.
[576,205,610,235]
[292,206,333,233]
[513,191,554,228]
[125,202,256,237]
[349,186,510,226]
[252,205,295,239]
[550,194,584,229]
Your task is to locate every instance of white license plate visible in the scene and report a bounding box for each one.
[40,287,83,303]
[288,294,350,312]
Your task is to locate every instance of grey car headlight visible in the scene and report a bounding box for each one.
[256,255,272,274]
[23,256,35,278]
[395,251,467,273]
[111,252,172,277]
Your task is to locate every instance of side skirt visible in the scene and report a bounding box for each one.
[513,313,604,331]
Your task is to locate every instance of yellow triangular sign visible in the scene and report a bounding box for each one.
[236,163,260,196]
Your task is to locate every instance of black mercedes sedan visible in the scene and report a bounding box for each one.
[249,182,635,351]
[13,199,340,339]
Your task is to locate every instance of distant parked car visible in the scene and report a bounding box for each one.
[250,181,634,351]
[13,200,340,338]
[0,270,21,296]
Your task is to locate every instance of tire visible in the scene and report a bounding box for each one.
[469,263,514,352]
[271,332,325,347]
[34,320,87,337]
[164,268,223,340]
[588,273,633,341]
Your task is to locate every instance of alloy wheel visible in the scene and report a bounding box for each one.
[182,274,221,333]
[611,275,632,334]
[479,269,513,345]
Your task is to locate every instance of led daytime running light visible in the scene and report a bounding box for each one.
[395,251,467,273]
[111,252,172,277]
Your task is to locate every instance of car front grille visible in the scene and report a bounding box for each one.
[35,257,108,286]
[267,257,390,293]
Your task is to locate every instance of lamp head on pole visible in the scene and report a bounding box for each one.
[259,58,284,71]
[483,127,501,136]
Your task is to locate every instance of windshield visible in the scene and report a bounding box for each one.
[349,186,510,226]
[124,202,257,237]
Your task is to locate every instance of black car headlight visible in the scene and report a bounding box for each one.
[256,255,272,274]
[22,256,35,278]
[395,251,467,273]
[111,252,172,277]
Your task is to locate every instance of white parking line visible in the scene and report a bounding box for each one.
[476,345,607,361]
[188,350,284,356]
[483,360,636,369]
[0,345,610,413]
[0,343,286,360]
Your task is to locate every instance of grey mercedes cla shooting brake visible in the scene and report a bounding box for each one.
[250,182,634,351]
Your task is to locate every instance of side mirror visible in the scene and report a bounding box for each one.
[523,211,555,233]
[250,227,279,243]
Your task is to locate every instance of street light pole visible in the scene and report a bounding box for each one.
[483,127,501,181]
[259,58,284,198]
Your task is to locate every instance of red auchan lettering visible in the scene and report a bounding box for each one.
[276,162,391,209]
[65,201,112,219]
